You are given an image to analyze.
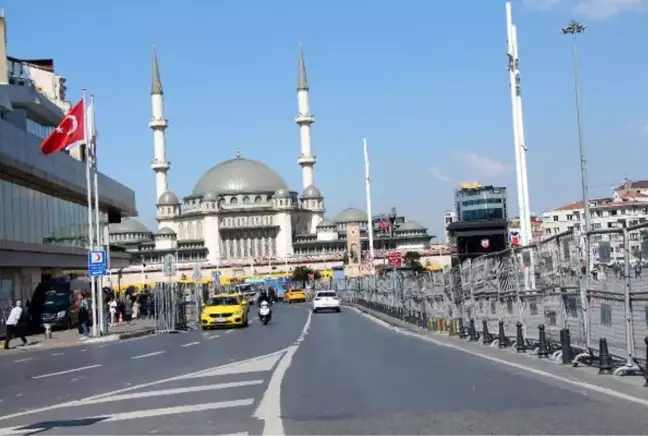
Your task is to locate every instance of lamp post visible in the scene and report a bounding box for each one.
[562,20,591,262]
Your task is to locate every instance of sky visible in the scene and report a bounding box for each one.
[4,0,647,238]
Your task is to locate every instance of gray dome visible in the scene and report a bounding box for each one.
[317,219,336,228]
[156,227,176,236]
[109,217,150,234]
[334,208,367,223]
[157,191,180,206]
[302,185,322,199]
[397,221,426,231]
[192,156,289,196]
[203,191,219,201]
[274,187,291,198]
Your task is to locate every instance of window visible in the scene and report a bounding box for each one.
[0,178,103,248]
[566,214,573,221]
[553,215,559,222]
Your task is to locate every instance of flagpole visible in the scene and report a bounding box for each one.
[83,89,98,337]
[363,137,375,260]
[90,95,105,335]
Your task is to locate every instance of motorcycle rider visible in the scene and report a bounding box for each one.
[257,289,270,306]
[258,300,272,323]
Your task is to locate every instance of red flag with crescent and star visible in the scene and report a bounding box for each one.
[40,99,86,155]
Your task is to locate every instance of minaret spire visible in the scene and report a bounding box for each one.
[297,44,309,91]
[295,44,316,191]
[151,45,163,95]
[149,45,171,203]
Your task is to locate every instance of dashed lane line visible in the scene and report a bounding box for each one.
[181,341,200,348]
[131,351,165,360]
[32,364,102,379]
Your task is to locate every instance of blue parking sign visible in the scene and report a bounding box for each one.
[88,249,107,277]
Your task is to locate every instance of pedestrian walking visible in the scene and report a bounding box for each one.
[109,298,117,326]
[3,300,27,350]
[78,293,90,339]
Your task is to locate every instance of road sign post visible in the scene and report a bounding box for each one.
[192,263,202,282]
[163,254,176,278]
[88,250,107,277]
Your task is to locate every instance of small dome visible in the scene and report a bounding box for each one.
[316,219,336,228]
[156,227,176,235]
[274,187,291,198]
[397,221,426,231]
[334,207,367,223]
[302,185,322,199]
[157,191,180,206]
[203,191,219,201]
[109,217,150,234]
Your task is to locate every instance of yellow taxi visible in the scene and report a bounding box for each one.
[201,295,249,329]
[285,289,307,303]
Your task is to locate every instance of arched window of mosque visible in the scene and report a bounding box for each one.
[243,196,251,205]
[255,196,262,204]
[230,197,238,205]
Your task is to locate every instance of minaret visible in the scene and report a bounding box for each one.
[295,44,316,191]
[149,46,171,203]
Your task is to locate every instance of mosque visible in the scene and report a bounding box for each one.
[108,47,437,280]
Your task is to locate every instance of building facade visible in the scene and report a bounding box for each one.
[109,46,434,284]
[542,180,648,264]
[0,15,137,307]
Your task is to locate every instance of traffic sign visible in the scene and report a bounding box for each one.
[88,249,107,277]
[163,254,176,278]
[192,263,202,281]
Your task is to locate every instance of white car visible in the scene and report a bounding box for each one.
[312,290,341,313]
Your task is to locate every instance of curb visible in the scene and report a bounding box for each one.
[118,328,156,340]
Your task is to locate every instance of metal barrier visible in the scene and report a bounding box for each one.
[319,226,648,377]
[152,282,205,333]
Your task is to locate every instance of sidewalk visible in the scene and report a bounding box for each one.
[2,318,156,355]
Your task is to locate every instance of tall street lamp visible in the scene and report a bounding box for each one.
[562,20,591,265]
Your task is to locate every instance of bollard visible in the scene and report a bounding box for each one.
[560,328,572,364]
[469,319,478,341]
[458,318,467,339]
[44,324,52,340]
[498,320,507,348]
[644,337,648,387]
[537,324,549,358]
[515,322,526,353]
[598,338,613,375]
[482,320,491,345]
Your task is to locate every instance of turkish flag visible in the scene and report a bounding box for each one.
[40,99,86,155]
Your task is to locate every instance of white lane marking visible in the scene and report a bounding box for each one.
[14,358,32,363]
[206,334,220,340]
[225,330,234,334]
[80,349,88,352]
[185,354,281,379]
[32,364,102,379]
[255,309,312,436]
[80,380,264,406]
[51,352,64,356]
[181,341,200,348]
[0,399,254,433]
[131,351,165,360]
[0,349,288,421]
[353,307,648,410]
[219,433,249,436]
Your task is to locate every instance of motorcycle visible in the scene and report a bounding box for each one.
[259,304,272,325]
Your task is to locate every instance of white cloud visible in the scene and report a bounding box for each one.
[523,0,645,18]
[574,0,645,19]
[458,153,511,178]
[522,0,564,10]
[430,167,452,184]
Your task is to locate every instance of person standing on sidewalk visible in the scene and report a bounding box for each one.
[78,294,90,339]
[3,301,27,350]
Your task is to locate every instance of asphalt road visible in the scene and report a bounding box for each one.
[1,303,648,435]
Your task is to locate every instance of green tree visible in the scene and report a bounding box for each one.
[292,266,320,282]
[404,251,425,273]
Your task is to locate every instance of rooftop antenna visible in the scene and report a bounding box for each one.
[236,147,242,158]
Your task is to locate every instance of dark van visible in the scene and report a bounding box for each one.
[35,278,91,330]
